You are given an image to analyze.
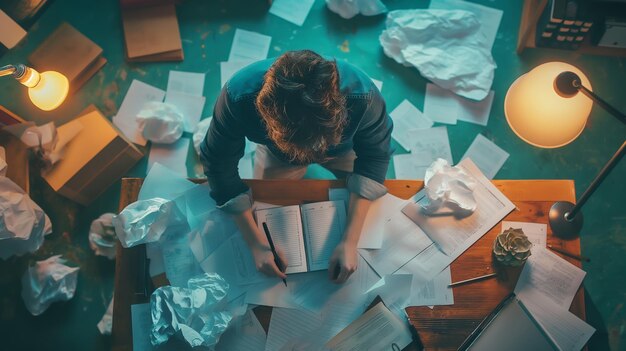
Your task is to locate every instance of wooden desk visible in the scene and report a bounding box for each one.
[112,179,585,351]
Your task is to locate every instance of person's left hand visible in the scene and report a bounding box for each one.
[328,241,358,284]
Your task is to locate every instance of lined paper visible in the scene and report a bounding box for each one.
[301,200,346,271]
[255,205,308,273]
[462,134,509,179]
[265,307,322,351]
[166,70,205,96]
[229,29,271,62]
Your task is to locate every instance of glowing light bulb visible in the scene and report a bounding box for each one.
[27,71,69,111]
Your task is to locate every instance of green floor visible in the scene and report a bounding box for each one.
[0,0,624,350]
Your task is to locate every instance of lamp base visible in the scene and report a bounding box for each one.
[549,201,583,239]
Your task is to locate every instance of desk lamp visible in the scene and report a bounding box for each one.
[0,63,69,111]
[505,62,626,238]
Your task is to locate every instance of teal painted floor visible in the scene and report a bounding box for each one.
[0,0,624,350]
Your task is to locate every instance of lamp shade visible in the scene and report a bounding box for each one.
[27,71,69,111]
[504,62,593,148]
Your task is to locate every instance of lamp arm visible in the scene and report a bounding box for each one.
[577,83,626,125]
[0,64,18,78]
[566,141,626,220]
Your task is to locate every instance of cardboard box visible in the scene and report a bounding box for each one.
[42,106,143,205]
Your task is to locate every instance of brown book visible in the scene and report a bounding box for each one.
[121,3,183,62]
[28,22,103,85]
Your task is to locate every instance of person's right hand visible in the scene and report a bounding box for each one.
[251,243,288,279]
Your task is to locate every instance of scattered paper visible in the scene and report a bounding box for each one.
[148,137,190,177]
[97,297,114,335]
[89,213,117,259]
[150,273,233,348]
[269,0,315,26]
[380,10,496,100]
[390,99,433,151]
[404,267,454,307]
[461,134,509,179]
[407,126,453,164]
[192,117,212,156]
[501,221,547,247]
[365,274,412,318]
[113,198,187,248]
[456,91,495,126]
[515,247,586,310]
[229,29,271,62]
[420,158,477,216]
[265,307,323,351]
[164,91,206,133]
[21,255,79,316]
[216,310,266,351]
[220,60,256,88]
[393,153,432,180]
[113,79,166,146]
[326,0,388,19]
[137,101,184,144]
[424,83,458,125]
[372,78,383,91]
[238,153,254,179]
[0,177,52,260]
[166,70,205,97]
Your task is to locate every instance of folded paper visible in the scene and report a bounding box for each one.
[89,213,117,259]
[420,158,476,216]
[21,255,79,316]
[326,0,387,19]
[151,273,233,348]
[0,177,52,259]
[137,102,185,144]
[380,10,496,100]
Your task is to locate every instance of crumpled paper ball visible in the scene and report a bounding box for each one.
[89,213,117,259]
[151,273,232,348]
[0,176,52,260]
[493,228,532,266]
[21,255,79,316]
[420,158,477,217]
[137,102,184,144]
[379,9,496,100]
[326,0,387,19]
[112,198,187,248]
[192,117,213,156]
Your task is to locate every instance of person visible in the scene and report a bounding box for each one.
[200,50,392,284]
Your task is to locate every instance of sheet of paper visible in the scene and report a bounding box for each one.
[139,162,196,201]
[401,266,454,307]
[502,221,547,247]
[462,134,509,179]
[265,307,323,351]
[166,70,205,96]
[456,90,495,126]
[424,83,458,125]
[359,192,409,249]
[522,298,595,351]
[114,79,165,146]
[216,310,267,351]
[255,205,308,274]
[430,0,503,49]
[269,0,315,26]
[326,302,413,351]
[407,126,453,164]
[147,137,189,177]
[164,91,206,132]
[229,29,271,62]
[402,158,515,257]
[301,200,346,271]
[393,153,432,180]
[515,247,586,310]
[365,274,412,319]
[238,153,254,179]
[390,99,433,151]
[220,60,256,87]
[161,229,202,287]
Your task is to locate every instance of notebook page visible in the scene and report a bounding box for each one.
[300,200,347,271]
[255,205,308,274]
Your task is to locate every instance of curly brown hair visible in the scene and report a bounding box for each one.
[256,50,347,164]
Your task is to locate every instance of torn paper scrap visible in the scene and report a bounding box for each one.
[21,255,79,316]
[151,273,233,348]
[420,158,477,216]
[97,297,114,335]
[326,0,387,19]
[193,117,213,156]
[136,101,184,144]
[113,198,187,248]
[380,10,496,100]
[89,213,117,259]
[0,177,52,260]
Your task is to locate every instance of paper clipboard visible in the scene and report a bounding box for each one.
[458,293,561,351]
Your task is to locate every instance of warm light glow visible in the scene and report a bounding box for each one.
[504,62,593,148]
[27,71,69,111]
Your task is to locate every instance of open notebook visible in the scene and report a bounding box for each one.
[255,200,346,274]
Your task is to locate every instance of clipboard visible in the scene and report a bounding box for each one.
[458,293,560,351]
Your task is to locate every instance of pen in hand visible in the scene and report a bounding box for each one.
[262,222,287,286]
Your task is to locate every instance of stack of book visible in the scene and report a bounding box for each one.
[121,0,183,62]
[28,22,106,93]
